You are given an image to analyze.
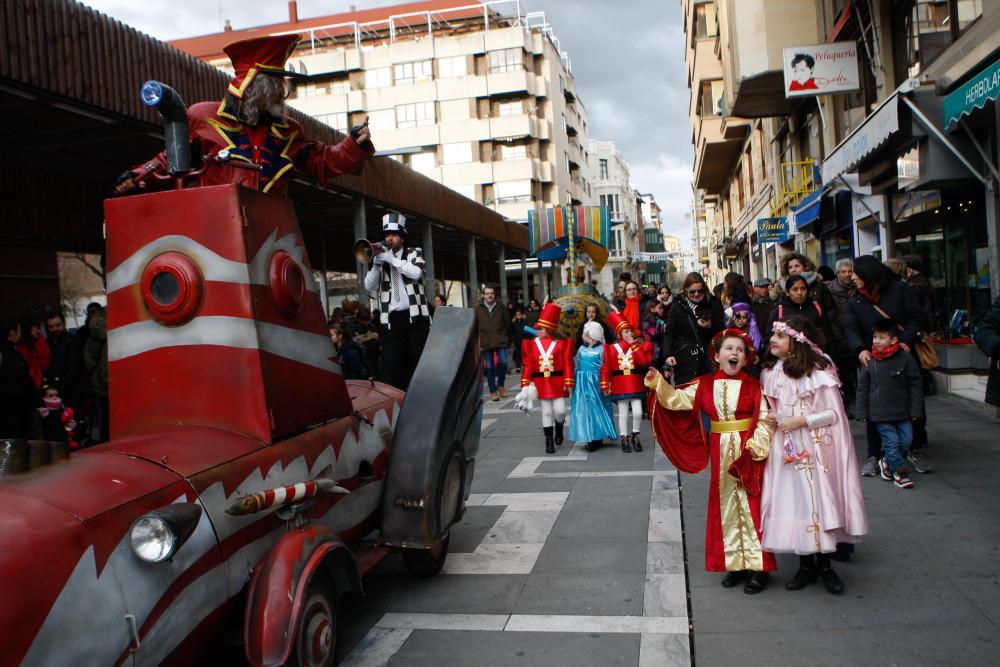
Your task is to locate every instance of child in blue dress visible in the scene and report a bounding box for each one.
[569,321,619,451]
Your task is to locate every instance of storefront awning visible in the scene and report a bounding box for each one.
[791,187,825,230]
[943,56,1000,129]
[821,79,918,183]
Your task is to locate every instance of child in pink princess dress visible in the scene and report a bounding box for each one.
[759,317,867,595]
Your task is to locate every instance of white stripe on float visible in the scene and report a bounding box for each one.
[107,235,250,292]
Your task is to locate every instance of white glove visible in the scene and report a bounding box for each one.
[514,384,538,413]
[373,250,393,266]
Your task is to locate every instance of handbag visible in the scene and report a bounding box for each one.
[872,304,939,369]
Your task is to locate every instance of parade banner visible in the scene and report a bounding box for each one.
[528,206,610,255]
[783,42,859,98]
[757,217,789,244]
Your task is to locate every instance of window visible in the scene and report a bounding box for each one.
[396,102,435,128]
[497,100,522,116]
[449,183,476,200]
[365,67,391,89]
[410,151,437,172]
[562,114,567,133]
[368,108,396,130]
[443,142,473,165]
[565,152,570,173]
[501,144,527,160]
[438,55,467,78]
[694,2,718,39]
[495,180,532,203]
[329,79,350,95]
[394,60,432,85]
[699,80,724,116]
[599,158,609,179]
[489,48,523,73]
[316,112,348,132]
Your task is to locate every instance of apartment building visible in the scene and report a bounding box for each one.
[171,0,591,229]
[589,139,640,294]
[684,0,996,404]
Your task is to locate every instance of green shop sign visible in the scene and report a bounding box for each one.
[944,56,1000,128]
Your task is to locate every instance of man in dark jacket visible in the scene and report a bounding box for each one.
[476,285,512,401]
[1,319,40,438]
[750,278,776,329]
[973,294,1000,408]
[829,259,857,414]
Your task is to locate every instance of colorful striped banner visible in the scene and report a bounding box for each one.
[529,206,610,255]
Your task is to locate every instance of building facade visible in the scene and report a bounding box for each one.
[589,139,641,295]
[683,0,996,402]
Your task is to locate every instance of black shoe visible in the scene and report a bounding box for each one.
[721,570,747,588]
[784,566,819,590]
[820,567,844,595]
[544,426,555,454]
[585,440,602,452]
[554,421,564,446]
[631,432,642,452]
[744,571,769,595]
[620,435,631,453]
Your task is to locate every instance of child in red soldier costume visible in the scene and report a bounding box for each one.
[601,312,653,453]
[644,329,776,594]
[518,303,574,453]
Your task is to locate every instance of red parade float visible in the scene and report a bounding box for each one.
[0,81,483,667]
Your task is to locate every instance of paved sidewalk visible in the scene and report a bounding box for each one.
[336,387,1000,666]
[337,385,690,666]
[683,394,1000,666]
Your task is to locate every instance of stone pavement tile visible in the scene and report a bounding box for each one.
[693,621,1000,667]
[639,632,690,667]
[513,572,645,616]
[485,477,578,494]
[648,508,683,542]
[387,629,639,667]
[875,509,1000,547]
[646,541,686,574]
[449,505,506,553]
[952,575,1000,626]
[572,475,661,493]
[650,488,680,510]
[859,483,982,515]
[532,540,648,575]
[548,508,649,543]
[443,543,544,575]
[537,455,654,473]
[385,574,528,615]
[563,487,651,513]
[643,573,687,617]
[481,510,560,544]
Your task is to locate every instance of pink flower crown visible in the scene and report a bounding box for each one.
[771,320,825,358]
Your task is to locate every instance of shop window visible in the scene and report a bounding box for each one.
[365,67,391,89]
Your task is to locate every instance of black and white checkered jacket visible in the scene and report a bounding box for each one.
[374,247,429,327]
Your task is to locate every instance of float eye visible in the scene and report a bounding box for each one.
[140,252,204,326]
[269,250,305,318]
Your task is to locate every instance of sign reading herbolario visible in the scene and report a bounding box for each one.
[782,42,860,98]
[757,217,790,244]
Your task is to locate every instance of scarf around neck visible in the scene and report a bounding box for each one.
[624,295,641,331]
[871,342,900,361]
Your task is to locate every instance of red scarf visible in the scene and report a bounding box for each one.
[624,295,641,332]
[871,342,900,360]
[858,283,881,304]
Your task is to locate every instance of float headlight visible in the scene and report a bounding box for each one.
[129,503,202,564]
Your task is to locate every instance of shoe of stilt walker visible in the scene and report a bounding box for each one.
[554,421,565,446]
[544,426,555,454]
[620,435,631,453]
[630,432,642,452]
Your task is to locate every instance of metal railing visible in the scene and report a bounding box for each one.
[770,159,820,217]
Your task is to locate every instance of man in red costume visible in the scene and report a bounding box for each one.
[601,311,653,453]
[644,329,775,594]
[518,303,574,453]
[115,34,373,196]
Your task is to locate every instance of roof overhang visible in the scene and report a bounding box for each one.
[694,137,744,192]
[729,70,800,118]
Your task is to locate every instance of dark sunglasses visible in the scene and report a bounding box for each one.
[686,288,704,295]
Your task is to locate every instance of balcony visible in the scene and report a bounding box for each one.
[436,75,488,100]
[375,124,440,152]
[440,161,493,185]
[493,199,534,222]
[722,0,820,117]
[438,118,491,143]
[492,158,538,182]
[693,116,744,193]
[489,113,536,140]
[486,69,535,96]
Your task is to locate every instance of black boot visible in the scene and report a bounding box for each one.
[721,570,747,588]
[631,432,642,452]
[744,571,769,595]
[784,554,818,590]
[817,553,844,594]
[620,435,632,453]
[585,439,602,452]
[554,421,565,446]
[544,426,555,454]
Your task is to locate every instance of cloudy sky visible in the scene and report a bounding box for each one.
[80,0,693,244]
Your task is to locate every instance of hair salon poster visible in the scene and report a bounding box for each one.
[783,42,860,98]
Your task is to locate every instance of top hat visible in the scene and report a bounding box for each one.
[536,303,561,332]
[382,212,407,236]
[223,34,302,99]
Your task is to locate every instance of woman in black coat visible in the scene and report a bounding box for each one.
[662,272,725,385]
[765,274,836,355]
[846,255,926,474]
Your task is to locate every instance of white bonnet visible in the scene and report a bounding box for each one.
[583,320,605,343]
